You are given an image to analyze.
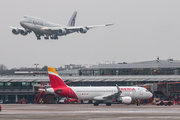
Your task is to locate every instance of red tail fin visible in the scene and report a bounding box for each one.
[47,67,67,88]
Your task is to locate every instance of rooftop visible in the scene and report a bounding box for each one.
[0,75,180,82]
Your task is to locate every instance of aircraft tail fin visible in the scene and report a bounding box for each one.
[47,67,67,88]
[66,11,77,26]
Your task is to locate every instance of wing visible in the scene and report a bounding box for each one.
[94,84,122,101]
[41,23,114,35]
[9,26,25,30]
[86,23,114,29]
[42,24,114,30]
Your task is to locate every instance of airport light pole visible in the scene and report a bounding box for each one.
[34,63,39,71]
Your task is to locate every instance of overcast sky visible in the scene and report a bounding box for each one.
[0,0,180,69]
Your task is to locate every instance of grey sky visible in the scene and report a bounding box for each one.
[0,0,180,69]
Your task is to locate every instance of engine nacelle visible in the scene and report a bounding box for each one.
[117,96,132,104]
[79,27,87,33]
[46,88,55,94]
[58,29,67,35]
[20,30,28,36]
[12,29,19,35]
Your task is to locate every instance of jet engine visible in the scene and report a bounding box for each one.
[12,29,19,35]
[117,96,132,104]
[79,27,87,33]
[46,88,55,94]
[20,30,28,36]
[58,29,67,35]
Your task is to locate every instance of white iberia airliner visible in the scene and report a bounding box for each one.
[46,67,153,106]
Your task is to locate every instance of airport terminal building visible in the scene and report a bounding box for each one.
[79,59,180,76]
[0,59,180,103]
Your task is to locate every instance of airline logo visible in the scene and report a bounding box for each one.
[71,14,76,26]
[48,67,62,79]
[33,20,44,26]
[120,88,136,91]
[47,67,67,88]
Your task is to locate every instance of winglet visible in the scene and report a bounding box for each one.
[116,84,122,94]
[48,67,67,88]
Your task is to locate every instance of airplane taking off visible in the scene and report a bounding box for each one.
[45,67,153,106]
[9,11,113,40]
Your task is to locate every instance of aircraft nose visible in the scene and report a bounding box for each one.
[20,19,23,24]
[20,19,25,27]
[150,92,153,97]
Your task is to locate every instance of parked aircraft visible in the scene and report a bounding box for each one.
[9,11,113,40]
[44,67,153,106]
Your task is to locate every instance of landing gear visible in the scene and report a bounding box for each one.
[136,100,140,106]
[93,102,99,106]
[37,36,41,40]
[35,33,41,40]
[50,35,58,40]
[44,35,49,40]
[106,102,111,106]
[88,100,93,104]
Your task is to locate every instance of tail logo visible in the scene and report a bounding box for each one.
[48,67,67,88]
[71,14,76,26]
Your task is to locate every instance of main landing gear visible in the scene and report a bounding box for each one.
[50,35,58,40]
[35,33,58,40]
[44,35,49,40]
[93,102,112,106]
[43,35,58,40]
[93,102,99,106]
[36,34,41,40]
[106,102,111,106]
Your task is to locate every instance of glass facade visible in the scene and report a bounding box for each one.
[68,81,156,87]
[79,68,180,76]
[0,82,39,103]
[0,82,35,90]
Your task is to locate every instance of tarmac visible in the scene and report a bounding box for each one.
[0,104,180,120]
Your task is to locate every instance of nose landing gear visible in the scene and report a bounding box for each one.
[136,99,140,106]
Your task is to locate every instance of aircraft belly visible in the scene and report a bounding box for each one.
[21,23,53,35]
[32,26,51,35]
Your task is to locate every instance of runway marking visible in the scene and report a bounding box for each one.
[88,116,180,120]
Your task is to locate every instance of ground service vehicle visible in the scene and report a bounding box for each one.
[156,100,172,106]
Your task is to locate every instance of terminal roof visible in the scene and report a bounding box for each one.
[0,75,180,82]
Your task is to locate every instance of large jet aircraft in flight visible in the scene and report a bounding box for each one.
[45,67,153,106]
[9,12,113,40]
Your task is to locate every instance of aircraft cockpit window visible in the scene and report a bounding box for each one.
[23,16,27,18]
[145,90,148,92]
